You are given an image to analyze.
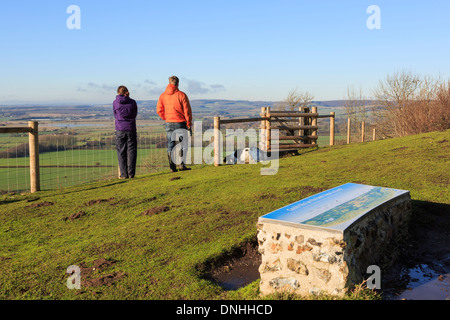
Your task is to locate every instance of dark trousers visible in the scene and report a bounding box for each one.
[165,122,188,164]
[115,130,137,178]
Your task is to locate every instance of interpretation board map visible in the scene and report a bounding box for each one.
[259,183,410,232]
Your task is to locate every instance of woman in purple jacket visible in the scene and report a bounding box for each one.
[113,86,138,179]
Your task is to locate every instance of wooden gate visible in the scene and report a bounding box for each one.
[213,107,335,166]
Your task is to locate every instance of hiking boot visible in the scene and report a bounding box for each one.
[178,163,191,171]
[167,152,178,173]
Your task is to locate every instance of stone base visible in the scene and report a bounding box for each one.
[257,193,411,296]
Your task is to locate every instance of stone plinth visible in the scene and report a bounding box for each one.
[257,183,411,296]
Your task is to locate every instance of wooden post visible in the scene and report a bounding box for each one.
[214,117,220,166]
[347,118,351,144]
[299,107,305,145]
[330,112,335,146]
[361,121,365,142]
[304,107,310,144]
[265,107,271,151]
[28,121,40,193]
[311,107,317,145]
[373,127,376,141]
[260,107,267,151]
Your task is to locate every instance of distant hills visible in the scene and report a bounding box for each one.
[1,99,378,121]
[136,99,351,118]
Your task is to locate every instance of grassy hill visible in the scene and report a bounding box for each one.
[0,129,449,300]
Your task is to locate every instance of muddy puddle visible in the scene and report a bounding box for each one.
[383,254,450,300]
[199,240,261,291]
[394,272,449,300]
[381,201,450,300]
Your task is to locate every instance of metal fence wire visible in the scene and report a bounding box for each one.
[0,123,169,194]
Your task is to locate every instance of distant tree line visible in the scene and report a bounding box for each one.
[0,135,79,159]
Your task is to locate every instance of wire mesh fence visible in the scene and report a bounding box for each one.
[0,122,169,194]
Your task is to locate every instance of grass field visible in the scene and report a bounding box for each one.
[0,124,168,192]
[0,129,448,300]
[0,148,167,192]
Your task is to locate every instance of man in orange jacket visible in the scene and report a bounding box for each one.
[157,76,193,172]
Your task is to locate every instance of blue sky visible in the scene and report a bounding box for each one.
[1,0,449,104]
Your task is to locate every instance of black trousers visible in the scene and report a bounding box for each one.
[115,130,137,178]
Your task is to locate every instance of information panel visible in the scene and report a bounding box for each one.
[259,183,409,231]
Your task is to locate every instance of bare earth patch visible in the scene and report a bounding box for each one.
[85,198,115,206]
[66,258,126,290]
[62,211,87,221]
[139,206,170,217]
[26,201,54,208]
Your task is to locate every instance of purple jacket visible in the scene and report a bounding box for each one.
[113,95,138,131]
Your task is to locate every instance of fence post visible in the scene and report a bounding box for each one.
[311,107,317,145]
[304,107,310,144]
[298,106,304,144]
[266,107,271,151]
[347,118,351,144]
[28,121,40,193]
[361,121,365,142]
[214,117,221,167]
[373,127,376,141]
[330,112,335,146]
[260,107,267,151]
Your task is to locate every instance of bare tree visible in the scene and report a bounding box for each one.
[275,88,314,111]
[272,88,315,139]
[434,80,450,131]
[344,85,370,141]
[373,70,449,137]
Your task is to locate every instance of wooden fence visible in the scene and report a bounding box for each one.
[213,107,335,166]
[346,118,377,144]
[0,117,376,193]
[0,121,40,192]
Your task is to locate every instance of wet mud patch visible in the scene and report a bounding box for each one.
[198,239,261,291]
[139,206,170,217]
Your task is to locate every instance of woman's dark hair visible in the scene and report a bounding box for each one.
[117,85,129,96]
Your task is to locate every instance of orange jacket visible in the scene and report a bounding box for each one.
[157,84,192,128]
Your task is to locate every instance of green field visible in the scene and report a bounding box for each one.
[0,129,448,300]
[0,124,169,193]
[0,148,167,192]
